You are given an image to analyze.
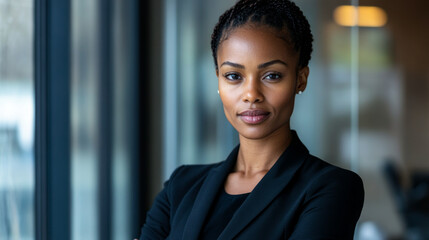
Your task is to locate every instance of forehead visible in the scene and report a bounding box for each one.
[217,25,298,65]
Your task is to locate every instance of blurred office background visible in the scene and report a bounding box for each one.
[0,0,428,239]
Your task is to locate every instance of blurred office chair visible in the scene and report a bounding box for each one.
[383,160,429,240]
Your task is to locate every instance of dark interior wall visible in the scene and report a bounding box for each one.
[384,0,429,73]
[384,0,429,171]
[358,0,429,170]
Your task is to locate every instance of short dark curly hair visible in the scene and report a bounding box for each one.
[211,0,313,70]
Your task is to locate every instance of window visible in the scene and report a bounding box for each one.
[0,0,34,239]
[34,0,143,239]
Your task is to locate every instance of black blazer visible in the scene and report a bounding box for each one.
[140,132,364,239]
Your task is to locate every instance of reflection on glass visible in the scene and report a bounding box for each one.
[71,0,99,240]
[72,1,138,239]
[0,0,34,239]
[165,0,238,179]
[333,5,388,27]
[112,1,137,239]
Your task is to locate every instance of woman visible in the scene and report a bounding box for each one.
[140,0,364,239]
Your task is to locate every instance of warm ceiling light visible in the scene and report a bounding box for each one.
[334,5,388,27]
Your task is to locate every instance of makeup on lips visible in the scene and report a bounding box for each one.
[238,109,270,124]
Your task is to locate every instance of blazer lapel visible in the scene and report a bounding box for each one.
[182,146,239,240]
[219,132,309,240]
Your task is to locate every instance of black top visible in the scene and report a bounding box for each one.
[200,188,249,239]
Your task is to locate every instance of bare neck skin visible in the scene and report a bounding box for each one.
[236,125,292,176]
[224,125,292,195]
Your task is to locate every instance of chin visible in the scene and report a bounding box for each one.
[236,126,275,140]
[235,122,291,141]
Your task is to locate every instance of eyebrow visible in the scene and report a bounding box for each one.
[258,60,288,69]
[220,59,288,69]
[220,61,245,69]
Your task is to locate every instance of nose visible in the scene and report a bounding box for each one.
[242,77,264,103]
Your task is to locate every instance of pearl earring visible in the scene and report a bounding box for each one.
[298,91,303,95]
[217,90,219,94]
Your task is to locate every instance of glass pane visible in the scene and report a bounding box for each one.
[354,1,429,239]
[292,0,355,169]
[0,0,34,239]
[71,0,100,239]
[111,1,138,239]
[165,0,238,178]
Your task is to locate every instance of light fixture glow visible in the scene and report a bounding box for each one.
[334,5,388,27]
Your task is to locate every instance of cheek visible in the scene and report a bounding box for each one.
[219,90,240,126]
[220,94,236,114]
[218,82,237,111]
[269,89,296,114]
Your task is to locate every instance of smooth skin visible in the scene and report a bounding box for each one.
[216,24,309,195]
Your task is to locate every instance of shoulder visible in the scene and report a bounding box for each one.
[301,155,363,188]
[300,155,365,209]
[168,161,222,182]
[286,155,365,239]
[164,161,223,194]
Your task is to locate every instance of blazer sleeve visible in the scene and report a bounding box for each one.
[288,168,365,240]
[139,166,184,240]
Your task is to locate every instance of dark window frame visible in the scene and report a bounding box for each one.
[35,0,71,239]
[35,0,147,239]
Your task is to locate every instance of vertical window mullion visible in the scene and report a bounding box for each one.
[98,0,113,239]
[35,0,71,240]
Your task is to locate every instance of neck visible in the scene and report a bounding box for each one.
[236,127,292,176]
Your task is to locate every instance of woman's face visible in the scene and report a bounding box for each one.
[217,25,309,140]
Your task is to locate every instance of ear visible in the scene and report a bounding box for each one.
[296,66,309,94]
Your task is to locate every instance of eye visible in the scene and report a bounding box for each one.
[264,73,282,81]
[223,73,242,81]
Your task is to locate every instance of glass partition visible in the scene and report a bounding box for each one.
[71,0,139,239]
[0,0,34,239]
[71,0,100,239]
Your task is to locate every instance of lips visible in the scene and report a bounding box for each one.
[238,110,270,124]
